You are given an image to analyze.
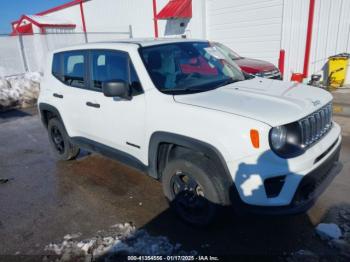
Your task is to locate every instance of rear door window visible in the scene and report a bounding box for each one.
[62,51,86,88]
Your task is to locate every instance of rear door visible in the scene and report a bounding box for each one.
[51,50,98,139]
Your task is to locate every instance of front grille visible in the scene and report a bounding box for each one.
[298,103,333,148]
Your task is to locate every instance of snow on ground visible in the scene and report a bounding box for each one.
[45,223,197,261]
[315,208,350,245]
[315,223,342,240]
[313,208,350,258]
[327,208,350,257]
[0,72,41,110]
[0,67,6,78]
[289,208,350,260]
[287,249,319,262]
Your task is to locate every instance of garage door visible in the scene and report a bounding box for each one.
[207,0,283,65]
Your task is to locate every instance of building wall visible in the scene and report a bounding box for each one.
[206,0,284,66]
[206,0,350,81]
[45,4,84,32]
[83,0,155,36]
[205,0,304,80]
[280,0,350,81]
[280,0,309,80]
[81,0,206,39]
[14,0,350,82]
[309,0,350,79]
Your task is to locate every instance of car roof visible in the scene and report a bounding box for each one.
[52,38,209,53]
[107,38,208,47]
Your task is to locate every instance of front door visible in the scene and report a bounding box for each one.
[85,50,146,161]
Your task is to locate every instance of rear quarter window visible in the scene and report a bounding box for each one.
[52,53,62,80]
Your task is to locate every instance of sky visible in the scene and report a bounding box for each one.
[0,0,70,34]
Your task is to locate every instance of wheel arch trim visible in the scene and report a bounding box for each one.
[148,131,234,204]
[38,103,66,130]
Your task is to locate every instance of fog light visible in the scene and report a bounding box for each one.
[264,176,286,198]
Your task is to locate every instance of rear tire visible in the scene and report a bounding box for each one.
[162,153,227,226]
[47,118,80,161]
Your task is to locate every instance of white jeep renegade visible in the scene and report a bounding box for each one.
[38,39,342,225]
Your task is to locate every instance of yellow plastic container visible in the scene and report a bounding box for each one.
[328,54,349,88]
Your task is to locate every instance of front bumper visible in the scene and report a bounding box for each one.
[234,140,342,215]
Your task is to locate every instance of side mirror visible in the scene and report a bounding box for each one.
[102,80,131,100]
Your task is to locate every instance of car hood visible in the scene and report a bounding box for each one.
[235,58,276,74]
[174,78,333,126]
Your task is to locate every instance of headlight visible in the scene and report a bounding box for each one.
[270,126,287,150]
[269,124,304,158]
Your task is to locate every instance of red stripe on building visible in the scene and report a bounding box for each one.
[37,0,83,16]
[11,0,84,29]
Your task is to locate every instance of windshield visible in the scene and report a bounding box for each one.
[139,42,245,94]
[212,42,242,60]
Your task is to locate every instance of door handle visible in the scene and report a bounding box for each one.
[53,93,63,99]
[86,102,100,108]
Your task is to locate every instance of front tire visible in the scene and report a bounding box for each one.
[47,118,79,161]
[162,154,226,226]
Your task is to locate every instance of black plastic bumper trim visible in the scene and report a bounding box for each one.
[234,140,342,215]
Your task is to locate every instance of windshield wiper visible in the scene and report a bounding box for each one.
[159,79,241,94]
[159,88,206,94]
[214,78,240,88]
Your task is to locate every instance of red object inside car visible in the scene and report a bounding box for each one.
[180,57,218,75]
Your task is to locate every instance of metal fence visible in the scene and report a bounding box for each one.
[0,26,133,77]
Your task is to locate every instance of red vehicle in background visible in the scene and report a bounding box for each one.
[212,42,282,80]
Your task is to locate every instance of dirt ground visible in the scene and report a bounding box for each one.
[0,90,350,261]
